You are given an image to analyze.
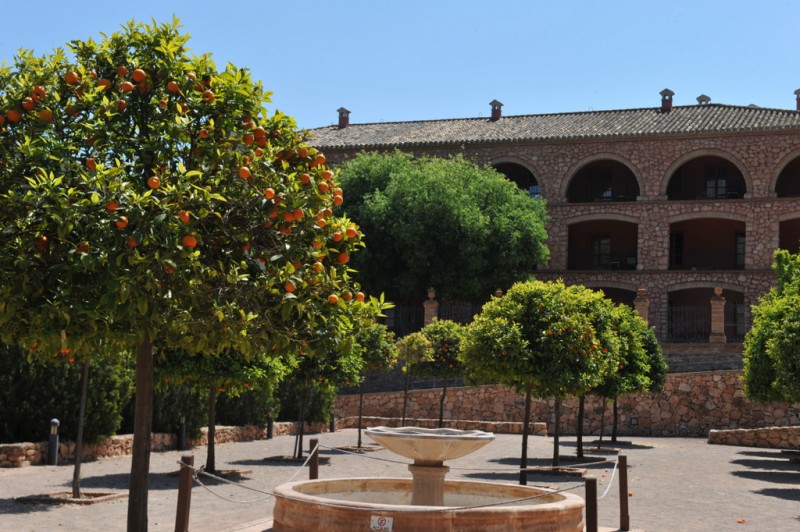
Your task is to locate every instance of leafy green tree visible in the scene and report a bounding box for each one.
[156,351,287,473]
[395,331,433,425]
[335,151,549,301]
[0,19,381,529]
[460,280,619,477]
[591,304,666,448]
[413,319,464,427]
[744,249,800,403]
[353,322,397,448]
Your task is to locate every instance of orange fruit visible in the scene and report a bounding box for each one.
[238,166,251,179]
[342,291,353,302]
[177,210,190,223]
[356,292,365,303]
[21,97,35,111]
[199,128,209,139]
[147,176,161,189]
[284,211,295,223]
[65,71,80,85]
[315,153,326,165]
[312,261,324,273]
[115,216,129,229]
[6,109,22,123]
[35,235,48,249]
[86,158,97,171]
[318,182,329,193]
[298,147,309,158]
[116,66,129,77]
[106,200,119,211]
[263,187,275,199]
[333,195,344,206]
[299,173,311,185]
[316,218,327,228]
[131,69,147,82]
[346,227,357,238]
[164,261,176,274]
[96,79,111,91]
[332,231,343,242]
[76,243,90,253]
[327,294,339,305]
[31,86,46,102]
[322,170,334,181]
[336,252,350,264]
[167,80,180,93]
[284,281,296,293]
[293,207,304,220]
[38,109,53,123]
[120,81,134,93]
[243,133,254,145]
[254,148,264,157]
[202,89,215,103]
[127,237,138,247]
[115,99,127,112]
[187,71,197,80]
[242,241,251,251]
[182,234,197,248]
[0,115,5,126]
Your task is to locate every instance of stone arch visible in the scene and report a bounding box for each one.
[489,156,544,197]
[582,280,639,292]
[661,148,753,197]
[560,153,643,201]
[566,213,640,225]
[667,281,746,293]
[668,211,747,224]
[771,147,800,197]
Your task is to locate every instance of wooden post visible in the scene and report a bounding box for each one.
[174,455,194,532]
[619,454,630,531]
[585,476,598,532]
[309,438,319,480]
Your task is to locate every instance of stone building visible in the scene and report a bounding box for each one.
[308,90,800,372]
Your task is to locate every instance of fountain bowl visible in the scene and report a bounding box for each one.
[365,426,495,464]
[272,477,584,531]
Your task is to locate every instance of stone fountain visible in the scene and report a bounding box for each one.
[272,426,584,531]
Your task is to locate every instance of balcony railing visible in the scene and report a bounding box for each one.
[667,306,710,343]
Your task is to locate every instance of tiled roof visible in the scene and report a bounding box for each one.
[306,104,800,149]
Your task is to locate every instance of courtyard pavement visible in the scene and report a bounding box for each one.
[0,428,798,531]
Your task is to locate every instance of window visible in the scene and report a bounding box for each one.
[670,232,684,268]
[528,184,541,198]
[589,235,611,268]
[736,232,745,269]
[705,164,729,198]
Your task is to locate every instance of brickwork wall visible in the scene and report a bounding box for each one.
[334,371,799,439]
[708,426,800,449]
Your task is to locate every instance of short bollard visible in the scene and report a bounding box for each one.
[47,419,60,466]
[619,454,630,531]
[175,455,194,532]
[585,476,598,532]
[309,438,319,480]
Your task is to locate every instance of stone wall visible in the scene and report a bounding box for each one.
[708,426,800,449]
[0,421,327,468]
[334,371,800,438]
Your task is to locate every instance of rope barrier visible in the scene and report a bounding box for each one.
[597,454,620,500]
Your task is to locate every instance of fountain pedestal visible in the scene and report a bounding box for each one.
[408,462,449,505]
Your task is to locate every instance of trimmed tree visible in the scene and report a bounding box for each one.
[744,249,800,404]
[335,151,549,301]
[413,319,464,427]
[353,322,398,448]
[395,331,433,425]
[460,280,619,478]
[0,19,381,530]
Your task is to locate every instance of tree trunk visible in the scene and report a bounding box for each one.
[402,365,410,426]
[294,383,309,460]
[206,384,218,474]
[357,387,364,449]
[552,398,562,467]
[576,396,585,460]
[71,361,90,499]
[438,375,448,428]
[612,398,619,443]
[519,384,532,485]
[599,399,606,443]
[127,336,154,532]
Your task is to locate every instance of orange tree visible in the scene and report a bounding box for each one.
[395,331,433,425]
[0,19,383,531]
[460,280,620,479]
[411,319,464,428]
[353,322,397,448]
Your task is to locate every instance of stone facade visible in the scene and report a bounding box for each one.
[708,426,800,449]
[334,371,800,438]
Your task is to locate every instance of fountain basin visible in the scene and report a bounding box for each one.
[272,477,584,531]
[365,426,495,465]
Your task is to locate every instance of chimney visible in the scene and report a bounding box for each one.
[794,89,800,111]
[660,89,674,112]
[337,107,350,129]
[696,94,711,105]
[489,100,503,121]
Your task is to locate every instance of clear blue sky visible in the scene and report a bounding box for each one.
[2,1,798,129]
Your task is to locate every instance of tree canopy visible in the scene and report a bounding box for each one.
[0,18,384,530]
[744,249,800,403]
[335,151,549,301]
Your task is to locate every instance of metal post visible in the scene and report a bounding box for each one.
[175,455,194,532]
[619,454,630,531]
[309,438,319,480]
[178,416,186,451]
[48,419,60,466]
[585,476,598,532]
[267,418,274,439]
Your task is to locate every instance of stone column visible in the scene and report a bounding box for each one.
[633,288,650,323]
[423,289,439,326]
[709,287,727,344]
